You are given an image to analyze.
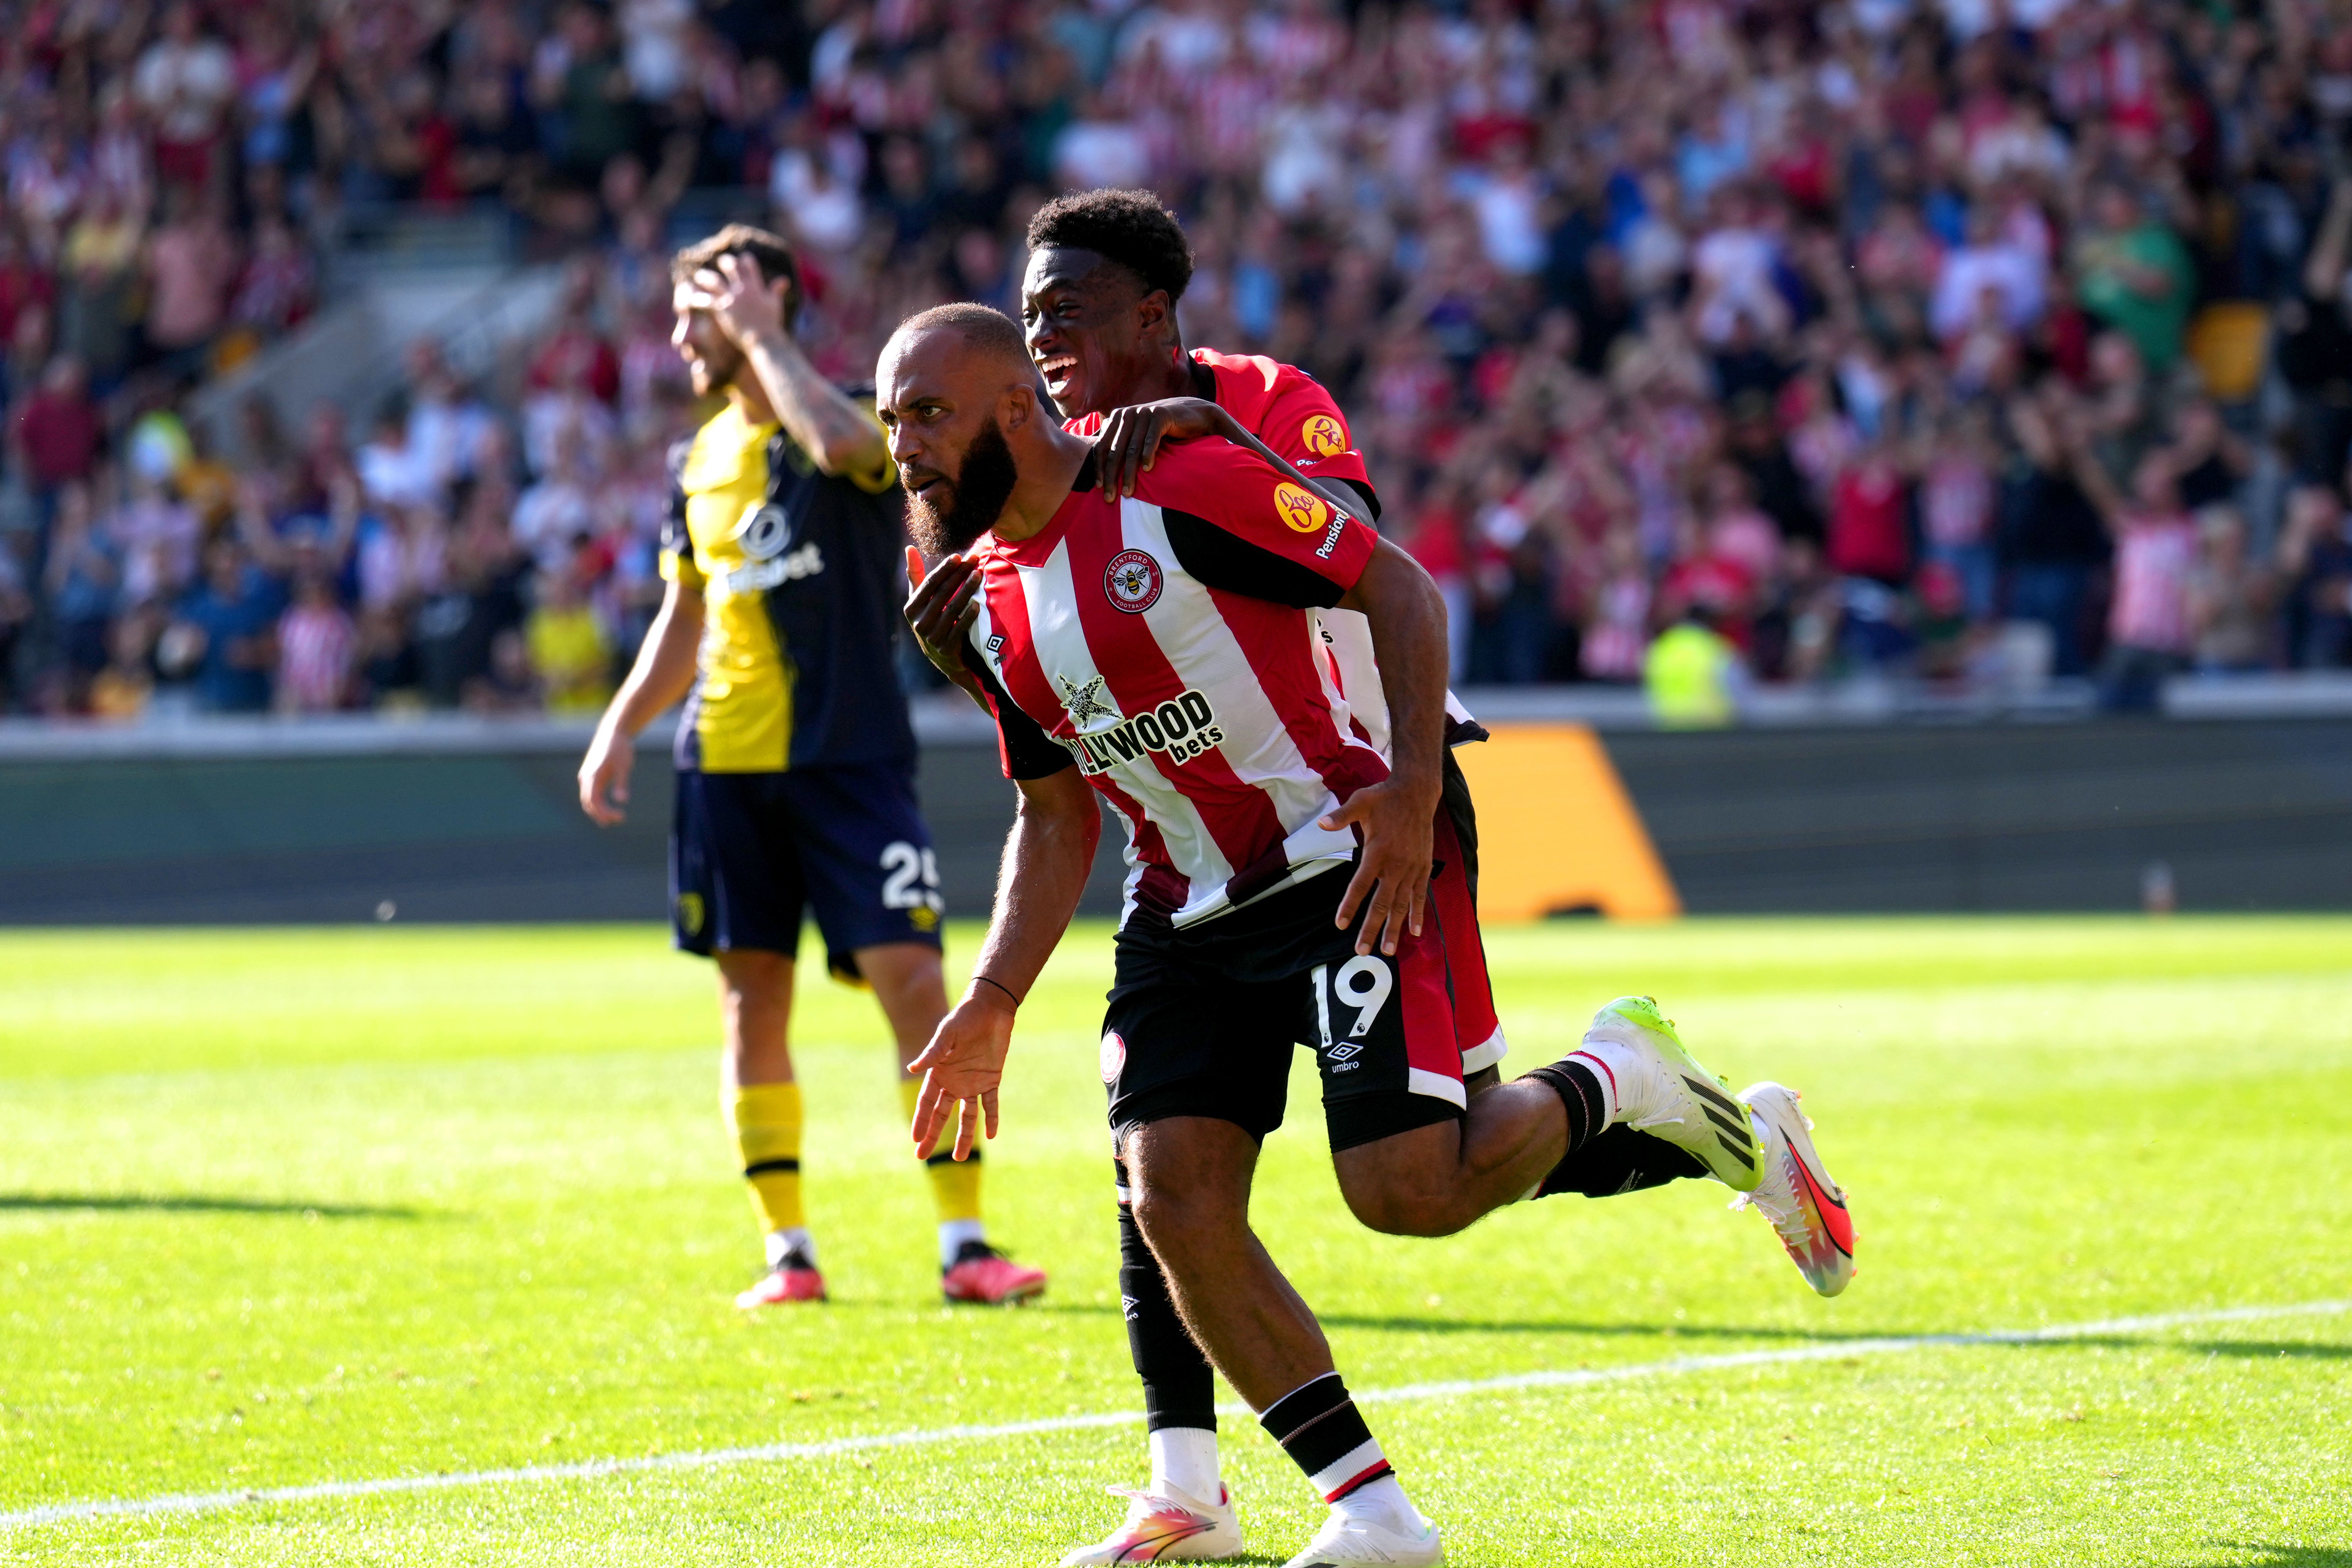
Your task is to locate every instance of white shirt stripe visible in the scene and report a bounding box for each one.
[1022,534,1235,896]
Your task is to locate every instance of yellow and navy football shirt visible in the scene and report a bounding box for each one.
[660,399,914,773]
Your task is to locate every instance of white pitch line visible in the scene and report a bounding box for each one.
[5,1297,2343,1533]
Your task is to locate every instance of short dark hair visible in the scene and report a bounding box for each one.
[892,301,1032,372]
[1025,188,1194,305]
[672,223,803,326]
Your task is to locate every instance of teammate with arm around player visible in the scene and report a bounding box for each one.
[880,304,1846,1568]
[901,197,1855,1562]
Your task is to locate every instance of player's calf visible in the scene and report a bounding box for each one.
[1330,1082,1570,1238]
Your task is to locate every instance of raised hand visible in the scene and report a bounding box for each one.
[903,545,988,704]
[681,251,789,351]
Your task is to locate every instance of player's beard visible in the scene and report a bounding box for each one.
[686,338,744,399]
[906,418,1019,556]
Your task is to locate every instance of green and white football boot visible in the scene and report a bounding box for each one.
[1567,995,1764,1193]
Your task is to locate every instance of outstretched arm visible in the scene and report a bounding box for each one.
[907,765,1100,1158]
[1095,396,1366,520]
[1323,537,1448,956]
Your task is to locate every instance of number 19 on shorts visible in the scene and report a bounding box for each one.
[1310,955,1394,1073]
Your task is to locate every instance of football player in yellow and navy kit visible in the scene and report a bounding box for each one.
[578,225,1045,1308]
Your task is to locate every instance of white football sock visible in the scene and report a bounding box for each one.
[764,1227,815,1268]
[938,1218,986,1269]
[1566,1042,1630,1123]
[1332,1473,1423,1534]
[1149,1426,1221,1507]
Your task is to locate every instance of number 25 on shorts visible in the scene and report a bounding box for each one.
[880,840,943,912]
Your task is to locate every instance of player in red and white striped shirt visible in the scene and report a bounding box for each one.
[879,304,1835,1568]
[1018,188,1505,1077]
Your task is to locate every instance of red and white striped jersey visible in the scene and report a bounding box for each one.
[1062,348,1374,497]
[1064,348,1480,758]
[961,440,1388,929]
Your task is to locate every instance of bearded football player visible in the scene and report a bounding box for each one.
[900,198,1856,1561]
[882,303,1853,1567]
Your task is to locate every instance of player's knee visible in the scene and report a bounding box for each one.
[1127,1177,1232,1262]
[858,941,943,998]
[715,947,793,1002]
[1332,1122,1475,1237]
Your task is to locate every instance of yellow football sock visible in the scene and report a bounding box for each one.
[731,1082,804,1236]
[900,1076,982,1224]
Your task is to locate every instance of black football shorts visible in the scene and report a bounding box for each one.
[670,761,943,982]
[1100,865,1469,1155]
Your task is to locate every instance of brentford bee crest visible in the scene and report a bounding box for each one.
[1102,548,1164,613]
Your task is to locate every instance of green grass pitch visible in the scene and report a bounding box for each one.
[2,917,2348,1567]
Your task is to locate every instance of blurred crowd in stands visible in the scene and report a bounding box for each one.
[5,0,2352,721]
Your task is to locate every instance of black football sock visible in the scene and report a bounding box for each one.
[1520,1058,1707,1199]
[1522,1057,1607,1153]
[1260,1371,1392,1501]
[1116,1159,1217,1434]
[1536,1121,1710,1198]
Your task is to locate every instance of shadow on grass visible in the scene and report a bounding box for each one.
[2034,1334,2352,1360]
[1033,1303,1942,1344]
[1033,1305,2352,1359]
[1315,1314,1907,1341]
[2180,1548,2352,1568]
[0,1193,427,1219]
[2182,1340,2352,1361]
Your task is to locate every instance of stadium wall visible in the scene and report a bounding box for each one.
[3,711,2350,923]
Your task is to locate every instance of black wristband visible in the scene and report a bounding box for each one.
[971,973,1022,1008]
